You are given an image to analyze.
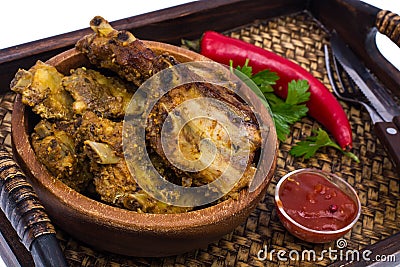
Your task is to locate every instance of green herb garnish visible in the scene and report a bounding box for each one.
[232,59,359,162]
[234,59,309,142]
[290,128,359,162]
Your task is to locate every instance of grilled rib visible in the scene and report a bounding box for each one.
[76,16,178,87]
[76,16,263,195]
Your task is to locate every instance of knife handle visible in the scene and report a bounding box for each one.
[376,10,400,48]
[374,122,400,172]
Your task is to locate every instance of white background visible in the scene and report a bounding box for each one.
[0,1,399,266]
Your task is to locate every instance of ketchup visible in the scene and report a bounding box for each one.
[278,172,358,231]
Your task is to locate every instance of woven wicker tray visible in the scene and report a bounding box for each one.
[0,1,399,266]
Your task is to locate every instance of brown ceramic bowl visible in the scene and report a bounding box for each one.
[11,41,278,257]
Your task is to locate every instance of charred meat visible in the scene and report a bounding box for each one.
[11,61,135,120]
[80,111,189,213]
[62,67,135,118]
[31,120,92,191]
[76,16,178,87]
[146,81,261,193]
[11,61,74,120]
[10,16,263,213]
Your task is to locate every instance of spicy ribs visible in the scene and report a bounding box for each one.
[11,16,262,213]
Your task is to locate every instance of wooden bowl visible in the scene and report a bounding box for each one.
[11,41,278,257]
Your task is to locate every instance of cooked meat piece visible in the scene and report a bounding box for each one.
[85,149,190,214]
[10,61,74,120]
[75,16,178,86]
[75,111,124,156]
[80,112,190,213]
[31,120,92,191]
[220,165,257,201]
[62,67,134,118]
[13,15,265,213]
[76,16,262,196]
[146,81,262,195]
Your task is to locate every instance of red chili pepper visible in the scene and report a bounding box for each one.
[199,31,352,150]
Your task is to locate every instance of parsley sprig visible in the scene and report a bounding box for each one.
[290,128,360,162]
[232,59,359,162]
[234,59,309,141]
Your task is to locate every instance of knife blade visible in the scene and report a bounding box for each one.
[330,32,400,172]
[330,32,400,127]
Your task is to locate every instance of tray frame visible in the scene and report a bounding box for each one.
[0,0,399,266]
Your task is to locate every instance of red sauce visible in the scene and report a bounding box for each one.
[279,172,358,231]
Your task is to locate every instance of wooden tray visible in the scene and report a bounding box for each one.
[0,0,399,266]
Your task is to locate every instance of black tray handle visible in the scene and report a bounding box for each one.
[376,10,400,48]
[0,148,68,267]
